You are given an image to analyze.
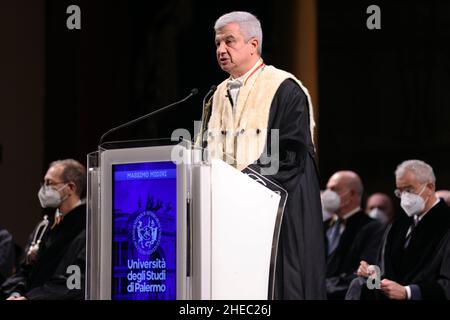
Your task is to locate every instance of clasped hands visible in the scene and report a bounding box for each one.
[357,260,407,300]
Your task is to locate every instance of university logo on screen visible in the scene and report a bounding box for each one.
[112,163,177,300]
[133,211,161,255]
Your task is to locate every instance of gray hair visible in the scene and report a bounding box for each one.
[214,11,263,55]
[50,159,87,198]
[395,160,436,184]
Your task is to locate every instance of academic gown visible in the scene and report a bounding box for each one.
[360,200,450,300]
[258,79,327,299]
[324,211,384,299]
[1,204,86,300]
[0,227,15,285]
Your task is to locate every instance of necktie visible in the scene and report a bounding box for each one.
[327,218,343,255]
[404,217,419,248]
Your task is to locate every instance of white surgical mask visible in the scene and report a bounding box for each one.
[321,190,341,213]
[368,208,389,224]
[400,185,427,217]
[322,208,333,221]
[38,184,68,208]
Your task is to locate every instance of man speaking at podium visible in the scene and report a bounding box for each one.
[202,11,326,299]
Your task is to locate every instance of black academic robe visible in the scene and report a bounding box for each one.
[1,204,86,300]
[325,210,383,299]
[0,227,15,285]
[260,79,327,299]
[361,200,450,300]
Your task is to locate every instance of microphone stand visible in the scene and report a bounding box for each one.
[98,88,198,146]
[198,85,217,148]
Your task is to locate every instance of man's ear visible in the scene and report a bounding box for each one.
[67,182,77,194]
[427,182,435,193]
[250,38,259,54]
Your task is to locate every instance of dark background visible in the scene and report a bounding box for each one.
[1,0,449,246]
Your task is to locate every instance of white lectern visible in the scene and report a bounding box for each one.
[86,140,286,300]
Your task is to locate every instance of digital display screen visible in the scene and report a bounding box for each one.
[111,161,177,300]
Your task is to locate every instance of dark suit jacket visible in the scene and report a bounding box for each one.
[325,210,384,299]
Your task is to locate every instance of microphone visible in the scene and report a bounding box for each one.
[201,85,217,123]
[202,85,217,110]
[199,85,217,146]
[99,88,198,146]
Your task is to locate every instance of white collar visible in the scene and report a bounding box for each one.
[56,199,83,218]
[341,207,362,220]
[230,58,263,84]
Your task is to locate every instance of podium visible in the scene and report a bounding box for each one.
[86,139,286,300]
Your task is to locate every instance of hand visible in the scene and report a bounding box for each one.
[380,279,407,300]
[357,260,372,278]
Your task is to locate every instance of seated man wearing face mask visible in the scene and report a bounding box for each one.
[1,159,86,300]
[356,160,450,300]
[365,193,396,225]
[322,171,383,299]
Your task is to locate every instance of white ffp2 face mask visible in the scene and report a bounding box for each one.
[400,185,427,217]
[321,189,341,213]
[38,184,67,208]
[368,208,389,224]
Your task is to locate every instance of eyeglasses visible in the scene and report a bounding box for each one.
[41,180,66,187]
[394,184,427,198]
